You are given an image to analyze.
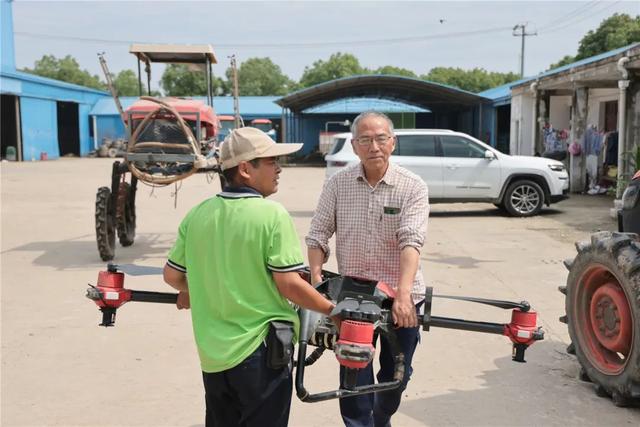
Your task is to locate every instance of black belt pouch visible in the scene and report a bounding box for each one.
[266,320,294,369]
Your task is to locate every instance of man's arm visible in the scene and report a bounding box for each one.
[392,247,420,328]
[307,247,326,285]
[305,176,338,284]
[272,271,334,315]
[163,264,190,309]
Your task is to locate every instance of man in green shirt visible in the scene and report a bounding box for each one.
[164,127,334,427]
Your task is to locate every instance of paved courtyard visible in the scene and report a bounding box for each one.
[1,158,638,426]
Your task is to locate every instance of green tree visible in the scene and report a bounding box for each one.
[548,13,640,69]
[299,53,367,87]
[225,57,295,96]
[373,65,417,78]
[23,54,106,90]
[548,55,576,70]
[422,67,520,93]
[577,13,640,59]
[112,69,141,96]
[160,64,229,96]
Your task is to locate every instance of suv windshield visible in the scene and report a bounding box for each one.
[330,137,347,154]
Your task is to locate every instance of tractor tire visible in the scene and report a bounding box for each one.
[503,179,544,217]
[95,186,116,261]
[563,231,640,406]
[116,182,136,247]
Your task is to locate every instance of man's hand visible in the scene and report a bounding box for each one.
[392,293,417,328]
[176,291,190,310]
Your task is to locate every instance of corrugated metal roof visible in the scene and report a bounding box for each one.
[276,74,489,112]
[304,97,429,113]
[477,42,640,104]
[90,96,282,116]
[0,69,109,95]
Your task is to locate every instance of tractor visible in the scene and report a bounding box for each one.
[95,44,222,261]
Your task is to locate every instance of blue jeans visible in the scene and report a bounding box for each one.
[202,344,292,427]
[339,306,422,427]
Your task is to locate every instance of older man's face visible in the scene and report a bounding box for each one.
[352,116,395,173]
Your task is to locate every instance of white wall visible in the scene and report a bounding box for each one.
[510,89,535,155]
[588,88,618,129]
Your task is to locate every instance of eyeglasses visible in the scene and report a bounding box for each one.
[354,134,393,146]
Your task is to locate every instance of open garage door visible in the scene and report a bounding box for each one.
[1,95,22,161]
[57,101,80,156]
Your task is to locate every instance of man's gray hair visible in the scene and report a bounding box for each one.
[350,111,395,137]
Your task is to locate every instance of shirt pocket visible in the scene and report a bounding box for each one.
[380,213,401,245]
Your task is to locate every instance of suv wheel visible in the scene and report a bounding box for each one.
[503,180,544,217]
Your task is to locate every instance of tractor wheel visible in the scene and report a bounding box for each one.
[116,182,136,247]
[563,231,640,406]
[503,180,544,217]
[95,186,116,261]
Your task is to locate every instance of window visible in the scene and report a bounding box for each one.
[330,137,347,154]
[396,135,437,157]
[441,136,486,158]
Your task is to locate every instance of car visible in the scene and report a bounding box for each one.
[325,129,570,217]
[618,170,640,233]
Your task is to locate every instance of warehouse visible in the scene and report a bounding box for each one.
[0,0,109,161]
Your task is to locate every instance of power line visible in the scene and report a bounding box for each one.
[14,26,513,50]
[538,0,599,31]
[541,1,622,34]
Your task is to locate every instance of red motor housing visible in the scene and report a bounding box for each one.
[334,320,376,369]
[504,309,539,345]
[92,270,132,309]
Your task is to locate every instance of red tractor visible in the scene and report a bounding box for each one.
[95,45,221,261]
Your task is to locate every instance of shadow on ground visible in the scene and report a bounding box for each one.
[4,233,173,270]
[399,339,639,426]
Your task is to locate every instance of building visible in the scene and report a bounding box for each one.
[1,0,110,161]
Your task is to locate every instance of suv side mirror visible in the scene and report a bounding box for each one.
[484,150,496,160]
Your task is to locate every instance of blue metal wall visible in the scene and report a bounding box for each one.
[1,71,109,159]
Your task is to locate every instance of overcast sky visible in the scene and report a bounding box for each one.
[11,0,640,88]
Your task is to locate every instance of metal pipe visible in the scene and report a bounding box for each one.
[92,115,98,150]
[530,81,538,155]
[616,57,630,199]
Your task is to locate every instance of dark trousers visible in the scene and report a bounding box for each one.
[339,307,422,427]
[202,344,292,427]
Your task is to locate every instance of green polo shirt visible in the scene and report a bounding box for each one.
[167,188,303,373]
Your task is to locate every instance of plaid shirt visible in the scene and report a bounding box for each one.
[306,163,429,302]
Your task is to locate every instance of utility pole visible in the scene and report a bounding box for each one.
[512,23,537,78]
[229,55,242,129]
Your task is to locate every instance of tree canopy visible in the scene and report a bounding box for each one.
[160,64,228,97]
[548,13,640,69]
[373,65,417,78]
[299,53,366,87]
[22,54,106,90]
[422,67,520,93]
[226,57,296,96]
[112,69,140,96]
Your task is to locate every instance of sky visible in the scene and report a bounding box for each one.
[10,0,640,89]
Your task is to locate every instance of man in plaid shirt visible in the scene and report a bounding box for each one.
[306,111,429,427]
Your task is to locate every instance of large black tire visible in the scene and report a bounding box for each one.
[95,186,116,261]
[503,180,544,217]
[116,182,136,247]
[562,232,640,407]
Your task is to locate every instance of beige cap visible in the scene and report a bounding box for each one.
[220,127,303,170]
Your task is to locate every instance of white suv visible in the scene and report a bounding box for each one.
[325,129,569,217]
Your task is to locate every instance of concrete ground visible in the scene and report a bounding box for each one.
[1,158,638,426]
